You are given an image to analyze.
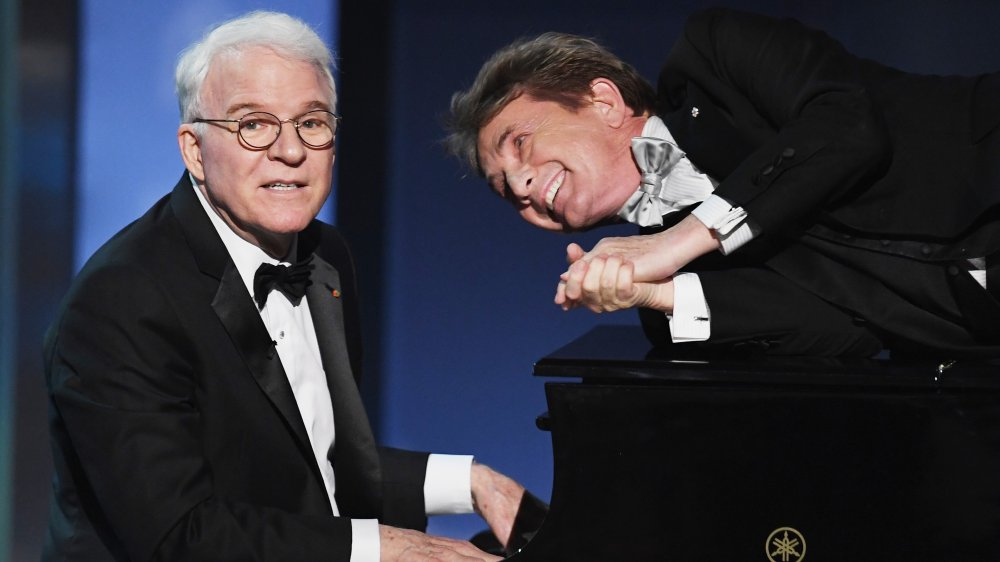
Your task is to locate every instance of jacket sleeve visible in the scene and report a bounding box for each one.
[659,8,891,237]
[639,267,883,357]
[378,446,430,530]
[316,223,432,531]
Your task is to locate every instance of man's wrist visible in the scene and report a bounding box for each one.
[636,278,675,313]
[667,214,722,267]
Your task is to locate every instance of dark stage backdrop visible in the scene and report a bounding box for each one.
[5,0,1000,559]
[5,1,78,560]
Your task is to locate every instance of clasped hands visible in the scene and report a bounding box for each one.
[554,215,720,314]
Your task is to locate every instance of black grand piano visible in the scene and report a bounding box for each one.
[500,326,1000,561]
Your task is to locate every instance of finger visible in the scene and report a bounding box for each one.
[566,242,586,264]
[563,259,590,301]
[617,260,637,304]
[599,255,624,309]
[430,538,502,561]
[556,270,570,305]
[579,256,606,305]
[581,257,616,313]
[555,277,581,310]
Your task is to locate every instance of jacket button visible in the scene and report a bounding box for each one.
[782,147,796,158]
[947,265,960,276]
[921,244,932,256]
[880,239,891,247]
[761,164,774,176]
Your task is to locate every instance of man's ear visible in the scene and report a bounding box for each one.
[178,124,206,181]
[589,78,630,128]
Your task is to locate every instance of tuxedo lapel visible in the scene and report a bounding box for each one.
[661,83,763,181]
[210,264,314,457]
[170,173,317,475]
[306,255,381,517]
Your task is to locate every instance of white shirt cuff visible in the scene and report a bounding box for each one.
[350,519,380,562]
[667,272,711,342]
[424,454,474,515]
[690,195,755,255]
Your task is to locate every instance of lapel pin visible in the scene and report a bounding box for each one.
[691,107,700,118]
[331,288,341,298]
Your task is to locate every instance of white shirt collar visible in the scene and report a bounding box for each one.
[641,115,675,143]
[189,173,295,297]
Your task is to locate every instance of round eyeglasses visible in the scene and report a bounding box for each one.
[193,110,341,149]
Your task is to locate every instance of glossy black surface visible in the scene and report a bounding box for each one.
[509,326,1000,561]
[535,325,1000,390]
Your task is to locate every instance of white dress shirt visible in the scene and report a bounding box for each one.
[191,180,473,562]
[621,118,988,343]
[621,117,757,342]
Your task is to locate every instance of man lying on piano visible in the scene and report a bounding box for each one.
[446,8,1000,358]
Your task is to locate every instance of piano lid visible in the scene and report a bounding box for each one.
[533,325,1000,391]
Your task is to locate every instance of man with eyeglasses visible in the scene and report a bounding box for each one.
[43,11,522,562]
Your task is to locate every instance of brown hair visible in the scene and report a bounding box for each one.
[445,32,656,174]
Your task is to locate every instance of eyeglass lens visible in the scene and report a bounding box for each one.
[239,110,337,148]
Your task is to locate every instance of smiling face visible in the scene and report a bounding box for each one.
[178,46,335,257]
[476,82,645,232]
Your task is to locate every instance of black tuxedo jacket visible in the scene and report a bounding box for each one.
[643,8,1000,356]
[43,174,428,561]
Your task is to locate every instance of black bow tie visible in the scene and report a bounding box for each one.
[253,256,314,310]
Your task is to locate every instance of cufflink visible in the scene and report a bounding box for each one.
[691,107,700,118]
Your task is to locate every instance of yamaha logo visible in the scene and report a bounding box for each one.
[766,527,806,562]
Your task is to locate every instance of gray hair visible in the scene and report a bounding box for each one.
[446,32,655,174]
[175,10,337,124]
